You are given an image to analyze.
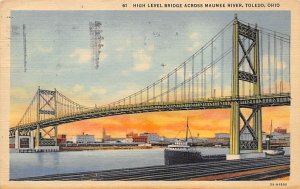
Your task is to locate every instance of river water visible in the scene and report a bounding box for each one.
[10,147,290,179]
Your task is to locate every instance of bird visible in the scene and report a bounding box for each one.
[161,63,166,68]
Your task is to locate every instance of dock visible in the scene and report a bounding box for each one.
[11,156,289,181]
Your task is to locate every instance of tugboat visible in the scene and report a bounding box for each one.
[164,118,226,165]
[264,148,285,156]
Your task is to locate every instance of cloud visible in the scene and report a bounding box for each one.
[64,85,108,106]
[115,39,132,52]
[115,47,123,52]
[146,43,155,51]
[190,32,199,40]
[72,85,107,97]
[69,48,92,64]
[261,54,288,71]
[187,32,201,52]
[90,87,107,96]
[72,84,84,93]
[38,46,53,53]
[133,49,151,72]
[100,52,108,61]
[115,83,141,97]
[11,88,31,98]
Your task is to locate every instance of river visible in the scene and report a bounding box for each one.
[10,147,290,179]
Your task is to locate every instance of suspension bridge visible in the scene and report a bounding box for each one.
[10,15,290,157]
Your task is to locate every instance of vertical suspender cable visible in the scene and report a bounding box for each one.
[183,63,186,100]
[147,86,149,103]
[242,38,245,96]
[221,32,224,97]
[174,70,177,102]
[197,73,199,99]
[153,83,156,103]
[280,37,283,93]
[211,40,214,98]
[268,33,271,94]
[288,36,290,91]
[260,29,264,94]
[188,81,191,101]
[248,38,251,96]
[201,50,204,98]
[274,31,277,94]
[204,69,206,98]
[167,75,170,102]
[192,55,195,100]
[160,79,163,102]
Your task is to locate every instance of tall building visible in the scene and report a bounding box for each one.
[102,127,111,142]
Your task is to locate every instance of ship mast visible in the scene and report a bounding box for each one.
[185,117,189,141]
[270,120,273,135]
[268,120,273,150]
[185,117,193,142]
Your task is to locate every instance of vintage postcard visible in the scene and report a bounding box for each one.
[0,0,300,188]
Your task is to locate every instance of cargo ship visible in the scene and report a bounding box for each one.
[164,118,226,165]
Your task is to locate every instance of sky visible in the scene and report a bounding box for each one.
[10,11,290,139]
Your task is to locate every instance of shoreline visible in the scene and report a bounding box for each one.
[60,145,163,151]
[59,145,231,152]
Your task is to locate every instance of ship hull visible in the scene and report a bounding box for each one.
[164,148,226,165]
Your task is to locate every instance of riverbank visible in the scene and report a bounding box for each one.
[60,145,162,151]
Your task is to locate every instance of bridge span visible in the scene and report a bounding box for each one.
[10,93,290,137]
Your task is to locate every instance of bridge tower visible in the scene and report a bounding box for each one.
[229,14,262,158]
[35,87,58,148]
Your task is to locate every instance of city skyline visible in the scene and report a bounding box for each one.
[63,114,289,140]
[57,107,289,139]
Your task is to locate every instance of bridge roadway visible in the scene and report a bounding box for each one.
[10,93,290,135]
[11,155,289,181]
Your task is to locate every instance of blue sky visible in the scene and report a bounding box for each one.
[10,11,290,124]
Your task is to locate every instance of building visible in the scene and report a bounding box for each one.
[126,132,138,138]
[102,128,111,142]
[118,138,133,143]
[262,132,267,143]
[274,127,287,134]
[215,133,230,139]
[132,136,148,143]
[57,134,67,144]
[270,127,289,140]
[72,134,95,144]
[271,132,290,140]
[140,133,161,142]
[9,137,15,148]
